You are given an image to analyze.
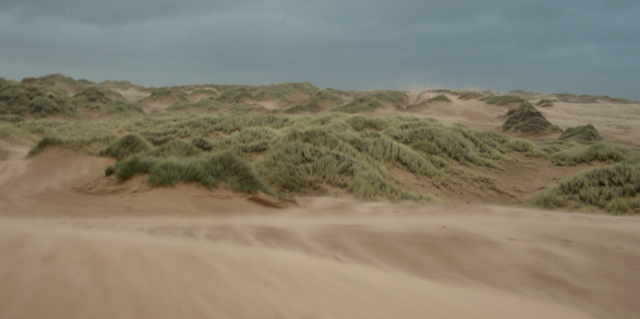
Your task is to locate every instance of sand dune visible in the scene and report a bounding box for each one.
[1,215,607,319]
[2,80,640,317]
[1,147,640,318]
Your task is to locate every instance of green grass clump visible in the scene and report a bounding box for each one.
[551,93,616,104]
[232,91,253,103]
[113,151,272,194]
[388,122,509,169]
[507,90,544,100]
[427,94,452,103]
[191,137,213,151]
[253,91,287,102]
[28,96,78,118]
[556,124,602,142]
[193,99,221,110]
[217,87,252,103]
[209,127,279,154]
[225,103,267,113]
[29,97,55,114]
[345,115,367,131]
[0,149,8,161]
[485,95,525,106]
[100,134,153,160]
[536,99,555,107]
[75,86,109,103]
[289,82,321,96]
[527,159,640,214]
[457,92,484,100]
[0,84,32,114]
[604,97,638,104]
[333,97,385,113]
[286,91,343,113]
[98,80,140,89]
[551,142,632,166]
[112,154,159,181]
[280,124,444,181]
[166,102,190,111]
[166,99,221,112]
[147,87,188,101]
[147,139,202,158]
[502,102,561,134]
[40,74,81,88]
[255,141,421,200]
[21,77,38,84]
[333,91,406,113]
[0,115,25,123]
[204,114,291,134]
[546,93,639,104]
[505,138,548,158]
[107,101,144,116]
[538,124,632,166]
[27,133,67,157]
[189,88,217,96]
[253,82,320,102]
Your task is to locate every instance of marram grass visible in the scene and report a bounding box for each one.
[526,157,640,214]
[13,110,639,209]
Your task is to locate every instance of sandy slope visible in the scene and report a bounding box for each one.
[1,147,640,318]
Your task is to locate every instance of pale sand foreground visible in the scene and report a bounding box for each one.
[1,145,640,318]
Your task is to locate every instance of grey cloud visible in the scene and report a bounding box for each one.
[1,1,639,100]
[1,0,247,25]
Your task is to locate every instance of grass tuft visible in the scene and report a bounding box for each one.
[27,133,66,157]
[427,94,452,103]
[286,91,343,113]
[536,99,555,107]
[114,151,272,194]
[100,134,153,160]
[457,92,484,100]
[527,159,640,214]
[0,115,25,123]
[485,95,525,106]
[75,86,110,103]
[148,139,202,158]
[557,124,603,142]
[107,101,144,116]
[551,142,632,166]
[333,91,406,113]
[501,102,561,134]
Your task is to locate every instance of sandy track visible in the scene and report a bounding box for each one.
[1,146,639,318]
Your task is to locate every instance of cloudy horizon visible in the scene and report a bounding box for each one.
[1,1,639,100]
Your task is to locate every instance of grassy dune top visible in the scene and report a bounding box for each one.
[2,74,640,214]
[502,102,562,135]
[3,108,635,213]
[3,74,638,121]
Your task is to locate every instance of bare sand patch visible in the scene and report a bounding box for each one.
[112,88,151,103]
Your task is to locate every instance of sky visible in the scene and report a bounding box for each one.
[1,0,639,100]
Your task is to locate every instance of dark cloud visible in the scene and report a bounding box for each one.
[1,1,639,100]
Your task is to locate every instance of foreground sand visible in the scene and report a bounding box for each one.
[1,147,640,318]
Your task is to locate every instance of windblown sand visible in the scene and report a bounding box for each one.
[1,145,639,319]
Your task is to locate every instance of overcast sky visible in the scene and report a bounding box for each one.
[1,1,639,99]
